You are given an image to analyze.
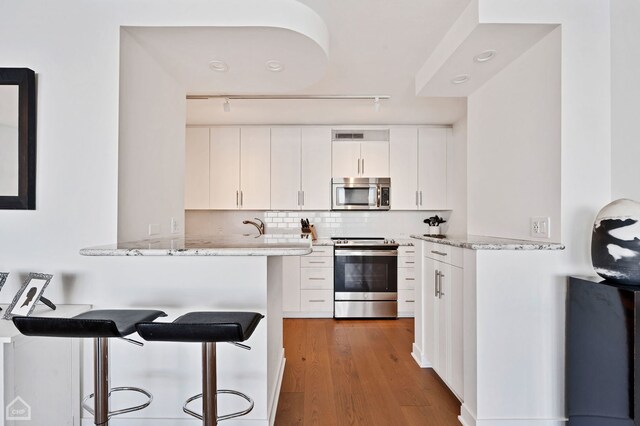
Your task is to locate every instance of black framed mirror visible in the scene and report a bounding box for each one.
[0,68,36,210]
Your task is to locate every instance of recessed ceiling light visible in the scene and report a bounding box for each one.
[265,60,284,72]
[474,50,497,63]
[451,74,470,85]
[209,60,229,72]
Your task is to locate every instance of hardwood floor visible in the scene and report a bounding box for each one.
[276,319,461,425]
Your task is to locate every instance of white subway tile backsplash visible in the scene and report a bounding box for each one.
[288,212,300,218]
[278,212,287,218]
[273,218,283,223]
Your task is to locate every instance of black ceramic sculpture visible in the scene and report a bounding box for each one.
[591,199,640,285]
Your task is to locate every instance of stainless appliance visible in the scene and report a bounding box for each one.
[331,178,391,211]
[333,237,399,318]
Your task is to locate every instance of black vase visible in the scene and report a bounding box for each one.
[591,199,640,285]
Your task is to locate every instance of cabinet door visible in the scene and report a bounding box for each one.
[282,256,301,314]
[271,128,301,210]
[301,127,331,210]
[423,257,437,368]
[449,265,464,399]
[418,128,447,209]
[361,140,389,177]
[185,128,210,209]
[332,141,360,177]
[240,127,271,209]
[390,128,418,210]
[210,127,240,210]
[435,261,450,378]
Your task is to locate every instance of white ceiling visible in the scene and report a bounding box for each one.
[129,0,470,124]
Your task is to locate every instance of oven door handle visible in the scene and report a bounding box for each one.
[334,250,398,256]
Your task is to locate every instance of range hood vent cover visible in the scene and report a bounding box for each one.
[332,129,389,142]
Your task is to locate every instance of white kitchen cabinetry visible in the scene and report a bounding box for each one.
[389,127,448,210]
[332,140,389,178]
[271,127,331,210]
[398,245,417,317]
[283,246,334,318]
[418,127,448,210]
[209,127,270,210]
[185,127,210,209]
[423,243,463,399]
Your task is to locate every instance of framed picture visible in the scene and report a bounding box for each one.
[3,273,53,319]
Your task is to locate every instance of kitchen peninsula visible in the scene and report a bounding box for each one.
[410,234,565,426]
[80,234,311,426]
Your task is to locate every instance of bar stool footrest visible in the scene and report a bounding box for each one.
[82,386,153,419]
[183,389,255,421]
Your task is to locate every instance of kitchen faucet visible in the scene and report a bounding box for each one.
[243,218,265,235]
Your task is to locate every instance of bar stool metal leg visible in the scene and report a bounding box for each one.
[94,337,110,426]
[202,342,218,426]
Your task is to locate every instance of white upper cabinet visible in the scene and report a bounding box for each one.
[360,140,390,177]
[418,127,447,210]
[271,127,331,211]
[390,127,419,210]
[185,128,210,210]
[301,127,331,210]
[332,141,361,177]
[210,127,240,210]
[240,127,271,210]
[271,128,301,210]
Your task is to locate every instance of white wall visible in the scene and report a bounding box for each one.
[118,29,186,241]
[446,115,468,235]
[611,0,640,201]
[467,26,561,242]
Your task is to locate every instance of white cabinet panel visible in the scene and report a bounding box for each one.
[308,246,333,257]
[240,127,271,209]
[418,127,447,210]
[360,140,389,177]
[398,256,417,268]
[185,128,210,209]
[398,246,417,256]
[398,289,416,312]
[398,268,416,290]
[332,141,360,177]
[271,128,301,210]
[210,127,240,210]
[301,267,333,289]
[390,128,419,210]
[301,127,331,210]
[449,265,464,399]
[283,256,301,312]
[300,256,333,268]
[301,289,333,312]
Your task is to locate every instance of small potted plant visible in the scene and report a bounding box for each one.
[424,215,447,236]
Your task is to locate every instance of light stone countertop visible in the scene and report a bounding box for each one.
[80,234,312,256]
[410,234,565,250]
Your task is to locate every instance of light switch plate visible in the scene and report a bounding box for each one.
[530,217,550,238]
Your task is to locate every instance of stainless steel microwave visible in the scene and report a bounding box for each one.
[331,178,391,211]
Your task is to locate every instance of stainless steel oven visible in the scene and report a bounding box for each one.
[333,238,398,318]
[331,178,390,211]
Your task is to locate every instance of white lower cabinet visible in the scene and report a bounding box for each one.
[284,246,334,318]
[398,246,417,317]
[424,244,463,399]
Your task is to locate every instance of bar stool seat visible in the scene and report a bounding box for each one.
[13,309,167,426]
[136,311,264,426]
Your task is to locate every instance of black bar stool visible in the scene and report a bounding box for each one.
[136,311,264,426]
[13,309,167,426]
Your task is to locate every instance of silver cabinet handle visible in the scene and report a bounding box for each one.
[240,190,244,207]
[404,261,415,264]
[434,270,440,297]
[405,278,415,281]
[309,299,326,303]
[439,272,445,299]
[420,190,423,206]
[357,158,361,175]
[301,190,305,206]
[431,250,447,256]
[236,190,239,207]
[362,158,365,175]
[416,191,419,207]
[406,299,415,303]
[308,277,326,281]
[308,261,326,264]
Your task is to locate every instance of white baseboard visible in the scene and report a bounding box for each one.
[458,404,567,426]
[268,350,286,426]
[397,312,415,318]
[411,343,432,368]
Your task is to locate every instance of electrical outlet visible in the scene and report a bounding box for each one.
[170,218,179,234]
[530,217,551,239]
[148,223,161,236]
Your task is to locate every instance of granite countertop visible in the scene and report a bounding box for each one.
[410,234,565,250]
[80,234,312,256]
